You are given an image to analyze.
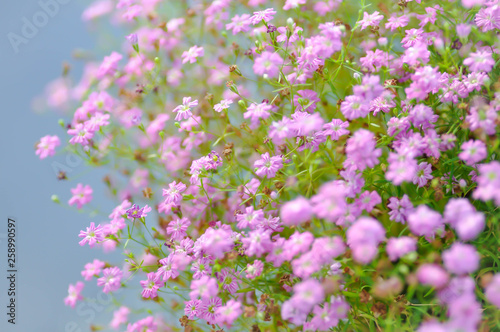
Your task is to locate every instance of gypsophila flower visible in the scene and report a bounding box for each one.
[97,267,123,293]
[64,282,84,308]
[213,99,233,112]
[442,243,480,275]
[253,51,283,78]
[254,152,283,178]
[36,135,60,159]
[162,181,186,206]
[110,306,130,329]
[181,45,204,64]
[463,49,495,72]
[173,97,198,121]
[166,217,190,241]
[459,140,487,165]
[358,11,384,30]
[78,222,104,248]
[250,8,277,25]
[246,260,264,279]
[226,14,251,34]
[140,272,164,298]
[81,259,105,281]
[67,123,94,146]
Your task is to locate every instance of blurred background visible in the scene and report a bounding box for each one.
[0,1,128,331]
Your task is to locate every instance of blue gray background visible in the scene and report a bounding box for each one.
[0,1,129,331]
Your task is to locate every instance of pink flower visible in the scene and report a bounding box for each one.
[235,206,265,229]
[475,6,500,32]
[200,297,222,324]
[36,135,60,159]
[110,306,130,329]
[213,99,233,112]
[346,217,385,264]
[68,184,93,210]
[462,0,485,8]
[291,279,325,313]
[140,272,164,298]
[456,23,472,39]
[323,119,349,140]
[156,254,180,281]
[216,268,240,294]
[78,222,104,247]
[81,0,113,21]
[250,8,277,25]
[311,236,346,264]
[162,181,186,206]
[413,162,433,187]
[463,49,495,72]
[416,6,441,27]
[293,90,320,112]
[340,95,370,119]
[355,190,381,212]
[345,129,381,171]
[388,195,414,224]
[184,299,202,319]
[96,51,122,79]
[473,161,500,205]
[182,45,204,64]
[125,204,152,219]
[109,199,131,219]
[81,259,105,281]
[216,299,242,326]
[85,112,110,132]
[254,152,283,178]
[442,243,480,275]
[97,267,123,293]
[280,197,313,226]
[385,14,409,31]
[189,275,219,300]
[283,0,306,10]
[173,97,198,121]
[386,237,417,261]
[246,260,264,279]
[244,102,272,127]
[408,205,444,240]
[126,316,157,332]
[358,11,384,30]
[485,274,500,308]
[200,227,234,259]
[122,4,142,21]
[253,51,283,78]
[226,14,251,34]
[242,229,273,257]
[417,264,449,288]
[67,123,94,146]
[291,111,325,137]
[166,217,190,241]
[311,181,347,223]
[459,140,487,165]
[64,281,84,308]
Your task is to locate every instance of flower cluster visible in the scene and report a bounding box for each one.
[38,0,500,331]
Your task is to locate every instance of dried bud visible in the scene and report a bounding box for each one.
[360,289,372,303]
[371,302,387,318]
[266,24,277,33]
[244,306,256,318]
[372,277,403,299]
[142,187,153,199]
[179,315,189,327]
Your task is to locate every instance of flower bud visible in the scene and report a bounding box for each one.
[51,194,60,203]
